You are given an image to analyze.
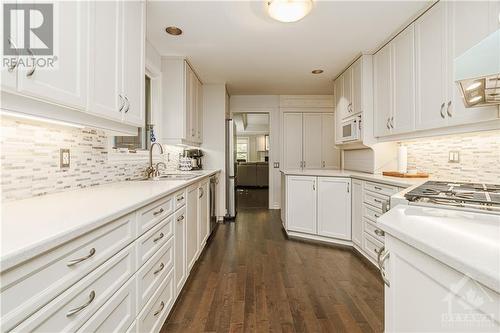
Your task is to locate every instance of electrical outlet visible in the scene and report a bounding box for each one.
[60,149,70,168]
[273,162,280,168]
[448,151,460,163]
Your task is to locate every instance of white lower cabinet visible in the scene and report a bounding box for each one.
[384,234,500,332]
[351,179,363,247]
[77,276,137,333]
[317,177,351,240]
[286,176,317,234]
[1,175,217,333]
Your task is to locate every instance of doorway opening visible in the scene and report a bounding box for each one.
[233,113,270,209]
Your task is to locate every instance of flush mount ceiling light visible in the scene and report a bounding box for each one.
[311,69,323,74]
[267,0,313,23]
[165,26,182,36]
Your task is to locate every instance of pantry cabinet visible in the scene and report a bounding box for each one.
[162,58,203,146]
[282,112,340,170]
[317,178,351,240]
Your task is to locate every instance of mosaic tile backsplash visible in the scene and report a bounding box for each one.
[1,117,184,202]
[402,130,500,183]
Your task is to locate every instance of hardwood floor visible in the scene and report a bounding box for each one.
[236,188,269,208]
[161,202,384,332]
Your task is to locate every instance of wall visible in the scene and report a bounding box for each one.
[402,130,500,183]
[230,95,281,209]
[202,84,228,219]
[0,116,184,202]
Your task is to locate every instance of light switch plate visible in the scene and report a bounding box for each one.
[60,149,70,168]
[448,151,460,163]
[273,162,280,168]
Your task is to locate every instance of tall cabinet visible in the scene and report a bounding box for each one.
[282,112,340,170]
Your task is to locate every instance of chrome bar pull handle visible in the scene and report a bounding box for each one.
[440,102,446,118]
[446,101,452,117]
[66,291,95,317]
[375,229,385,237]
[118,94,125,112]
[67,248,96,266]
[153,301,165,316]
[153,262,165,275]
[376,246,390,287]
[153,232,164,243]
[153,208,164,216]
[26,49,36,77]
[124,95,130,113]
[7,38,19,72]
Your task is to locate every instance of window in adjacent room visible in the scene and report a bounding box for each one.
[114,75,153,151]
[236,137,249,162]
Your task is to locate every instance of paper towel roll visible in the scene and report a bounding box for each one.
[398,145,408,174]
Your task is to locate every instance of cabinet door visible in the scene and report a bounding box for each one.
[196,79,203,142]
[198,181,209,248]
[283,113,303,170]
[321,113,340,169]
[17,1,89,110]
[317,178,351,240]
[302,113,322,169]
[391,24,415,135]
[174,208,186,295]
[121,0,145,127]
[184,63,193,140]
[415,1,448,131]
[1,2,18,91]
[89,0,122,121]
[189,68,198,142]
[373,44,392,137]
[342,68,353,119]
[446,1,499,126]
[351,59,362,116]
[334,77,344,143]
[351,180,363,247]
[186,184,199,272]
[286,176,317,234]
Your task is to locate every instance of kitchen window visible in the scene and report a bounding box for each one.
[114,75,153,151]
[236,137,249,162]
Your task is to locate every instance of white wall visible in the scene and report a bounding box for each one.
[230,95,281,209]
[202,84,228,219]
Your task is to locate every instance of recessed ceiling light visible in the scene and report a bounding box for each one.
[267,0,313,23]
[165,26,182,36]
[312,69,323,74]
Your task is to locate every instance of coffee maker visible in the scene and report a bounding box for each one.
[184,149,204,170]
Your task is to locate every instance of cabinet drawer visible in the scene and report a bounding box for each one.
[0,214,135,332]
[363,203,383,223]
[174,190,186,210]
[363,181,399,197]
[76,276,136,333]
[363,233,384,261]
[137,269,175,333]
[136,237,174,311]
[137,196,174,236]
[363,218,385,243]
[136,214,174,268]
[363,191,389,211]
[14,244,136,333]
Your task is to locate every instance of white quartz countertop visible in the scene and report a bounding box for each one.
[0,170,220,271]
[378,205,500,293]
[281,169,427,188]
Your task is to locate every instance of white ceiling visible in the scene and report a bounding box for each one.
[147,1,430,95]
[233,113,269,134]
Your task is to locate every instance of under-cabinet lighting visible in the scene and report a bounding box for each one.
[0,110,85,128]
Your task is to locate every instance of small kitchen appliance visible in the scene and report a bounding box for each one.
[339,115,361,143]
[402,181,500,214]
[184,149,203,170]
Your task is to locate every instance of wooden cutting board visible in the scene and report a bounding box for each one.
[383,171,429,178]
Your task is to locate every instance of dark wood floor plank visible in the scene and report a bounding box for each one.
[160,189,384,333]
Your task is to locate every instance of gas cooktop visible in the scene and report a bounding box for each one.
[405,181,500,212]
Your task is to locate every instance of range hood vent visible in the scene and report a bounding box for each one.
[454,30,500,108]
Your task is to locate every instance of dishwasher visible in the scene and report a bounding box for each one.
[209,176,217,235]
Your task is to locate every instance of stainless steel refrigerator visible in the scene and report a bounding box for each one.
[225,119,237,219]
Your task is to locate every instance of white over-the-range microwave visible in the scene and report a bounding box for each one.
[339,115,361,143]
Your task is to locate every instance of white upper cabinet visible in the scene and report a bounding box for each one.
[16,1,89,110]
[282,113,304,170]
[351,59,362,116]
[415,1,448,131]
[334,75,345,123]
[374,44,392,137]
[286,176,317,235]
[446,0,499,126]
[88,1,122,122]
[162,58,203,146]
[335,63,361,121]
[302,113,323,169]
[342,67,353,119]
[317,177,351,240]
[120,0,145,127]
[391,24,415,134]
